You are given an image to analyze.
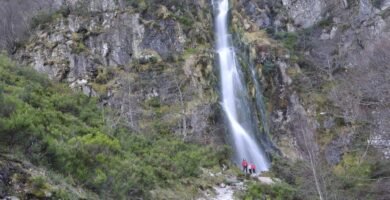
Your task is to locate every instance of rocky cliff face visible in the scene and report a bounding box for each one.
[6,0,390,158]
[14,0,223,144]
[232,0,390,199]
[232,0,390,162]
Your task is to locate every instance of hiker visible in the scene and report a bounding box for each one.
[251,163,256,174]
[241,159,248,173]
[248,163,252,174]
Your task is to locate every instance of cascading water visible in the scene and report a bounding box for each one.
[213,0,269,172]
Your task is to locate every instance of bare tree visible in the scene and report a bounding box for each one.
[173,74,187,138]
[288,94,326,200]
[0,0,59,53]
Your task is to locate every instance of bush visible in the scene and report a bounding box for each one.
[95,67,114,84]
[244,182,297,200]
[274,32,298,52]
[177,16,193,27]
[333,153,372,189]
[317,17,333,28]
[0,54,228,198]
[0,91,17,117]
[29,176,51,198]
[263,60,276,74]
[30,11,63,30]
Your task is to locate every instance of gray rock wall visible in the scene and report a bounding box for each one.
[235,0,390,161]
[15,0,223,145]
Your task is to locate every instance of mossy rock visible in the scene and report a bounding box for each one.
[28,176,53,198]
[156,5,171,20]
[137,50,162,64]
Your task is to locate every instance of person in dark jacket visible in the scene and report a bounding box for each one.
[251,163,256,174]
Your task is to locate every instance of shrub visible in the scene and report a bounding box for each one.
[95,67,114,84]
[263,61,276,74]
[29,176,51,198]
[317,17,333,28]
[71,42,88,54]
[177,16,193,27]
[30,11,63,30]
[334,153,372,182]
[0,91,17,117]
[0,54,228,198]
[274,32,298,52]
[244,182,297,200]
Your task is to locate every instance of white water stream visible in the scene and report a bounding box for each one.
[214,0,269,172]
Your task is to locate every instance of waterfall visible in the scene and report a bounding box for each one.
[213,0,269,172]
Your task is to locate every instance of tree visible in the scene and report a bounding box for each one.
[0,0,58,52]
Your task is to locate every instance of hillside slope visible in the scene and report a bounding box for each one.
[0,55,231,199]
[0,0,389,199]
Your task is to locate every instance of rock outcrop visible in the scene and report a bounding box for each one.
[0,154,95,199]
[234,0,390,163]
[15,0,223,144]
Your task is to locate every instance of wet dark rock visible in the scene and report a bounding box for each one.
[141,19,185,59]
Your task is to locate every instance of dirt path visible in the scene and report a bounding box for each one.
[212,185,235,200]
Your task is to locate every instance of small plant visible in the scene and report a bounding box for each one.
[31,176,47,190]
[72,42,88,54]
[274,32,299,51]
[146,97,161,108]
[263,61,276,74]
[30,176,51,197]
[317,17,333,28]
[95,67,114,84]
[243,182,297,200]
[177,16,193,27]
[30,11,63,30]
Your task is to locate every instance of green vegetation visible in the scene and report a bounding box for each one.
[29,176,52,198]
[269,141,390,199]
[0,55,229,198]
[30,6,70,30]
[95,67,115,84]
[271,31,304,63]
[30,12,60,29]
[71,42,88,53]
[274,32,299,52]
[334,153,372,187]
[126,0,187,12]
[243,182,297,200]
[176,15,193,27]
[380,7,390,18]
[263,60,276,74]
[317,17,333,28]
[70,32,88,54]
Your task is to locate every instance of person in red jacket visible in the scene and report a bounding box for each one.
[241,159,248,173]
[251,163,256,174]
